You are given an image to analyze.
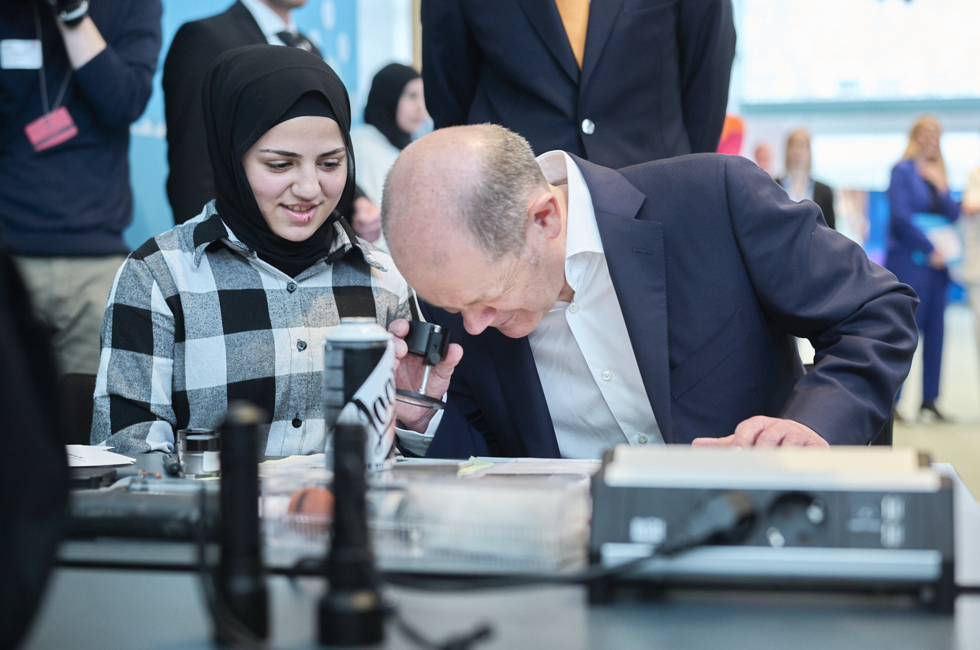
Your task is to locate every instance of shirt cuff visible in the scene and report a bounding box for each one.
[395,410,444,457]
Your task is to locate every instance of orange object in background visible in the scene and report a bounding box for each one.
[717,114,745,155]
[289,486,335,519]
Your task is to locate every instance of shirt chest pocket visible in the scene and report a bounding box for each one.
[669,310,748,400]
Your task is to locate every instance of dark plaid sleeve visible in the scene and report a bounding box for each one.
[90,244,178,453]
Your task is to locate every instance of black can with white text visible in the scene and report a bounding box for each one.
[323,317,396,471]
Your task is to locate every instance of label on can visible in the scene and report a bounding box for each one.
[323,318,396,471]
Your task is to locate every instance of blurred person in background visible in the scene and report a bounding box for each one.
[753,142,775,177]
[0,0,162,377]
[164,0,320,225]
[885,116,960,422]
[351,64,428,204]
[960,132,980,375]
[422,0,735,167]
[777,128,836,230]
[349,63,429,249]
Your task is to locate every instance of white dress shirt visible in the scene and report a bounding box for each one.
[529,151,663,458]
[397,152,662,458]
[240,0,298,46]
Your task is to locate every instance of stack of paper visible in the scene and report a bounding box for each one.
[65,445,136,468]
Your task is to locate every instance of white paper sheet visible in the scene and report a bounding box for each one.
[65,445,136,468]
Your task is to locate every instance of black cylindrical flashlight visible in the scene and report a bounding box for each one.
[319,419,384,646]
[217,401,268,642]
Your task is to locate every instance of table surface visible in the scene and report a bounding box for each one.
[22,461,980,650]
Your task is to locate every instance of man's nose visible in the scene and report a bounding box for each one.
[462,306,495,336]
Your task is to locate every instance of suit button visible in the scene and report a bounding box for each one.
[581,119,595,135]
[568,302,579,314]
[601,370,612,381]
[637,434,648,444]
[292,418,302,428]
[287,282,297,293]
[297,340,307,351]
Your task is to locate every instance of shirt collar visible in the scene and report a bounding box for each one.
[190,202,386,272]
[536,150,603,261]
[240,0,295,38]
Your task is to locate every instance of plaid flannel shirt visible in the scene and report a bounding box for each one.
[91,203,411,455]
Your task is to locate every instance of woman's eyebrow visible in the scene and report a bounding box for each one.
[259,148,300,157]
[258,147,347,158]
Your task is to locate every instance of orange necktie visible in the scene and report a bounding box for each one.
[554,0,589,69]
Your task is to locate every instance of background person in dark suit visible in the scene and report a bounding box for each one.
[777,128,836,230]
[163,0,320,224]
[421,0,736,169]
[380,125,918,458]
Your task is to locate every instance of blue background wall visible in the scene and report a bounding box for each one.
[124,0,358,250]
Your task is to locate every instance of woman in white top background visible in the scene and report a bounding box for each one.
[351,64,429,200]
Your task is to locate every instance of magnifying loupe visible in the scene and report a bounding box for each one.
[395,321,451,410]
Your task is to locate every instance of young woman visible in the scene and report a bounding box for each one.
[91,45,412,455]
[777,128,836,230]
[885,115,960,422]
[350,63,429,206]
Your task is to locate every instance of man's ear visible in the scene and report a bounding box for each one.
[527,190,562,241]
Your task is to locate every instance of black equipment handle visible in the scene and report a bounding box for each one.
[217,401,269,641]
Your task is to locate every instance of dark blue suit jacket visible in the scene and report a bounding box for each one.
[884,159,960,280]
[421,155,919,458]
[421,0,736,168]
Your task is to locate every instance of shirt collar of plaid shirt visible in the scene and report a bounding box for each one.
[190,201,388,276]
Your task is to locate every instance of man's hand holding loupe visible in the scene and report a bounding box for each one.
[388,319,464,432]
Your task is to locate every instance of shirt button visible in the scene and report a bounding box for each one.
[581,119,595,135]
[568,302,579,314]
[637,434,648,444]
[423,439,431,446]
[601,370,612,381]
[297,340,307,351]
[286,282,297,293]
[292,418,302,428]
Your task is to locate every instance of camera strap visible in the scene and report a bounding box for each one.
[32,0,72,114]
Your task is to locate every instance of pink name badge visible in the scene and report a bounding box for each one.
[24,106,78,152]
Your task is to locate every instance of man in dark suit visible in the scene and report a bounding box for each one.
[163,0,319,224]
[421,0,736,169]
[381,125,918,459]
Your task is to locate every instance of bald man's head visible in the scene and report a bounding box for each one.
[379,125,569,339]
[381,125,547,264]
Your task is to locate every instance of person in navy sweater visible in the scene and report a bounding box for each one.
[885,116,960,422]
[0,0,162,377]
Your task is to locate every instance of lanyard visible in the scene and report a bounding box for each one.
[32,0,72,114]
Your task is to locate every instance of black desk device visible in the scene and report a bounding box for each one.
[218,401,269,640]
[319,420,385,646]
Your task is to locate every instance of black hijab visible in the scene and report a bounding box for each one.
[202,45,356,277]
[363,63,420,151]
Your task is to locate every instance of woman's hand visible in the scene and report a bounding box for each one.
[351,197,382,243]
[917,161,948,193]
[388,319,463,432]
[928,249,946,270]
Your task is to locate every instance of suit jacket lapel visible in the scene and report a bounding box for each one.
[231,1,268,44]
[571,155,674,442]
[485,328,562,458]
[514,0,580,84]
[580,0,625,93]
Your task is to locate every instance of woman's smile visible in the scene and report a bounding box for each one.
[281,202,320,223]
